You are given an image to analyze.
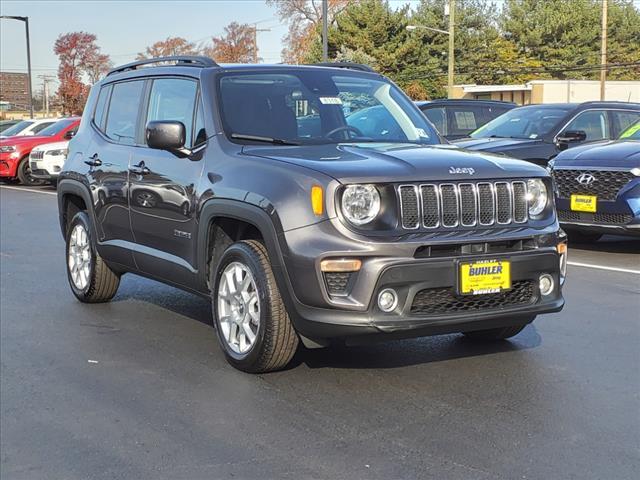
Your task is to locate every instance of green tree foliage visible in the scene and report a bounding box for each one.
[502,0,640,80]
[304,0,639,96]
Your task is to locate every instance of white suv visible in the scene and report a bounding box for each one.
[29,140,68,183]
[0,118,59,138]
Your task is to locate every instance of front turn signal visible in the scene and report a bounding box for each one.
[311,185,324,216]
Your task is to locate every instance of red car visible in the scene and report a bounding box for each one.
[0,117,80,185]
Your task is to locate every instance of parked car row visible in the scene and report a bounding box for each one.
[0,117,79,186]
[414,99,640,241]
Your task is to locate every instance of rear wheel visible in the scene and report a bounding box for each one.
[16,157,45,186]
[462,316,534,340]
[211,240,298,373]
[565,229,602,244]
[65,211,120,303]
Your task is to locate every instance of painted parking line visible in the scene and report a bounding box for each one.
[567,261,640,275]
[0,185,57,196]
[2,185,638,275]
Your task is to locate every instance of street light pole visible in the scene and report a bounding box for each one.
[0,15,34,118]
[600,0,608,101]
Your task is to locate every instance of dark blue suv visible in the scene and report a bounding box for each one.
[549,127,640,241]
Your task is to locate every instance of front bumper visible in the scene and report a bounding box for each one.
[0,152,21,178]
[277,219,565,344]
[556,182,640,237]
[30,156,62,180]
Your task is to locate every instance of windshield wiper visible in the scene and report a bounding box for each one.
[230,133,300,146]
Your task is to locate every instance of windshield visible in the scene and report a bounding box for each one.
[1,120,33,137]
[218,71,440,145]
[37,119,76,137]
[620,121,640,140]
[471,106,572,139]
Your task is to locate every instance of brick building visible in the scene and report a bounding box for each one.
[0,72,30,110]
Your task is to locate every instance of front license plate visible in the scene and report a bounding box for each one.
[459,259,511,295]
[571,194,597,213]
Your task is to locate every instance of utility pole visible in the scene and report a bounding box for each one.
[322,0,329,62]
[1,15,34,118]
[446,0,455,99]
[251,24,270,64]
[600,0,608,101]
[38,74,54,116]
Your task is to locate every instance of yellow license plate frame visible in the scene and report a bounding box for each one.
[570,194,597,213]
[459,259,511,296]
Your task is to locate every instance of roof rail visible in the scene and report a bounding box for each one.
[312,62,375,73]
[107,56,219,77]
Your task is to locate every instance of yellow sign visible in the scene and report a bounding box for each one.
[570,194,597,213]
[459,260,511,295]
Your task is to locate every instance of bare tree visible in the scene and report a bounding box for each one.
[136,37,200,60]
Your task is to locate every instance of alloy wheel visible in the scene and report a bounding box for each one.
[68,224,92,290]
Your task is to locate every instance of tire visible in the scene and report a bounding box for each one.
[16,157,45,186]
[565,229,602,244]
[211,240,298,373]
[462,316,534,341]
[65,211,120,303]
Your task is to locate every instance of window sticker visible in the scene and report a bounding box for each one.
[529,133,538,139]
[416,128,430,138]
[319,97,343,105]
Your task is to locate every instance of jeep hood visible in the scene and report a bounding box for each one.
[554,140,640,168]
[242,143,547,183]
[453,136,543,153]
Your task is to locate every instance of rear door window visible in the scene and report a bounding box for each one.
[31,122,56,134]
[105,80,145,145]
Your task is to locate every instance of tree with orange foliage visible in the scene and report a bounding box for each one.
[54,32,109,114]
[203,22,257,63]
[266,0,351,64]
[136,37,200,60]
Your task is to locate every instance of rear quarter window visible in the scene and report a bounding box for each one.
[93,85,112,131]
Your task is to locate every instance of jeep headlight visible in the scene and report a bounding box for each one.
[341,184,381,225]
[0,145,16,153]
[527,178,548,217]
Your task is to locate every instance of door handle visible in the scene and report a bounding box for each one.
[129,161,150,175]
[84,153,102,167]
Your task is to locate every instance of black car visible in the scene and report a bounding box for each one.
[454,102,640,166]
[57,57,566,373]
[549,130,640,241]
[416,99,515,140]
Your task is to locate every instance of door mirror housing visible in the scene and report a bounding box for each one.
[64,130,76,139]
[146,120,186,151]
[557,129,587,150]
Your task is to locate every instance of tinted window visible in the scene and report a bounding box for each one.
[563,110,609,141]
[37,119,76,136]
[31,122,56,134]
[105,80,144,145]
[620,120,640,139]
[1,120,33,137]
[472,106,572,139]
[146,78,198,148]
[448,106,483,137]
[93,85,112,131]
[219,72,439,145]
[422,107,446,135]
[612,111,640,137]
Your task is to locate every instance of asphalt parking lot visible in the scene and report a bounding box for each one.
[1,184,639,480]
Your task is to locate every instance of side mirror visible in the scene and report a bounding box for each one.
[557,130,587,149]
[64,130,76,139]
[146,120,185,151]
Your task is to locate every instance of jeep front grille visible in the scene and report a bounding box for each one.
[30,151,44,160]
[399,181,528,230]
[551,169,635,201]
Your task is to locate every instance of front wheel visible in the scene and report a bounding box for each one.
[16,157,45,186]
[211,240,298,373]
[66,211,120,303]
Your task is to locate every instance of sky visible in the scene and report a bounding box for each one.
[1,0,420,92]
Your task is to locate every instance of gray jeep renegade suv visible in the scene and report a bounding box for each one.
[57,56,566,372]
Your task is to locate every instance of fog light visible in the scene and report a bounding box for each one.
[539,274,555,296]
[378,288,398,312]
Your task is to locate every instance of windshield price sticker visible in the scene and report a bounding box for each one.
[319,97,343,105]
